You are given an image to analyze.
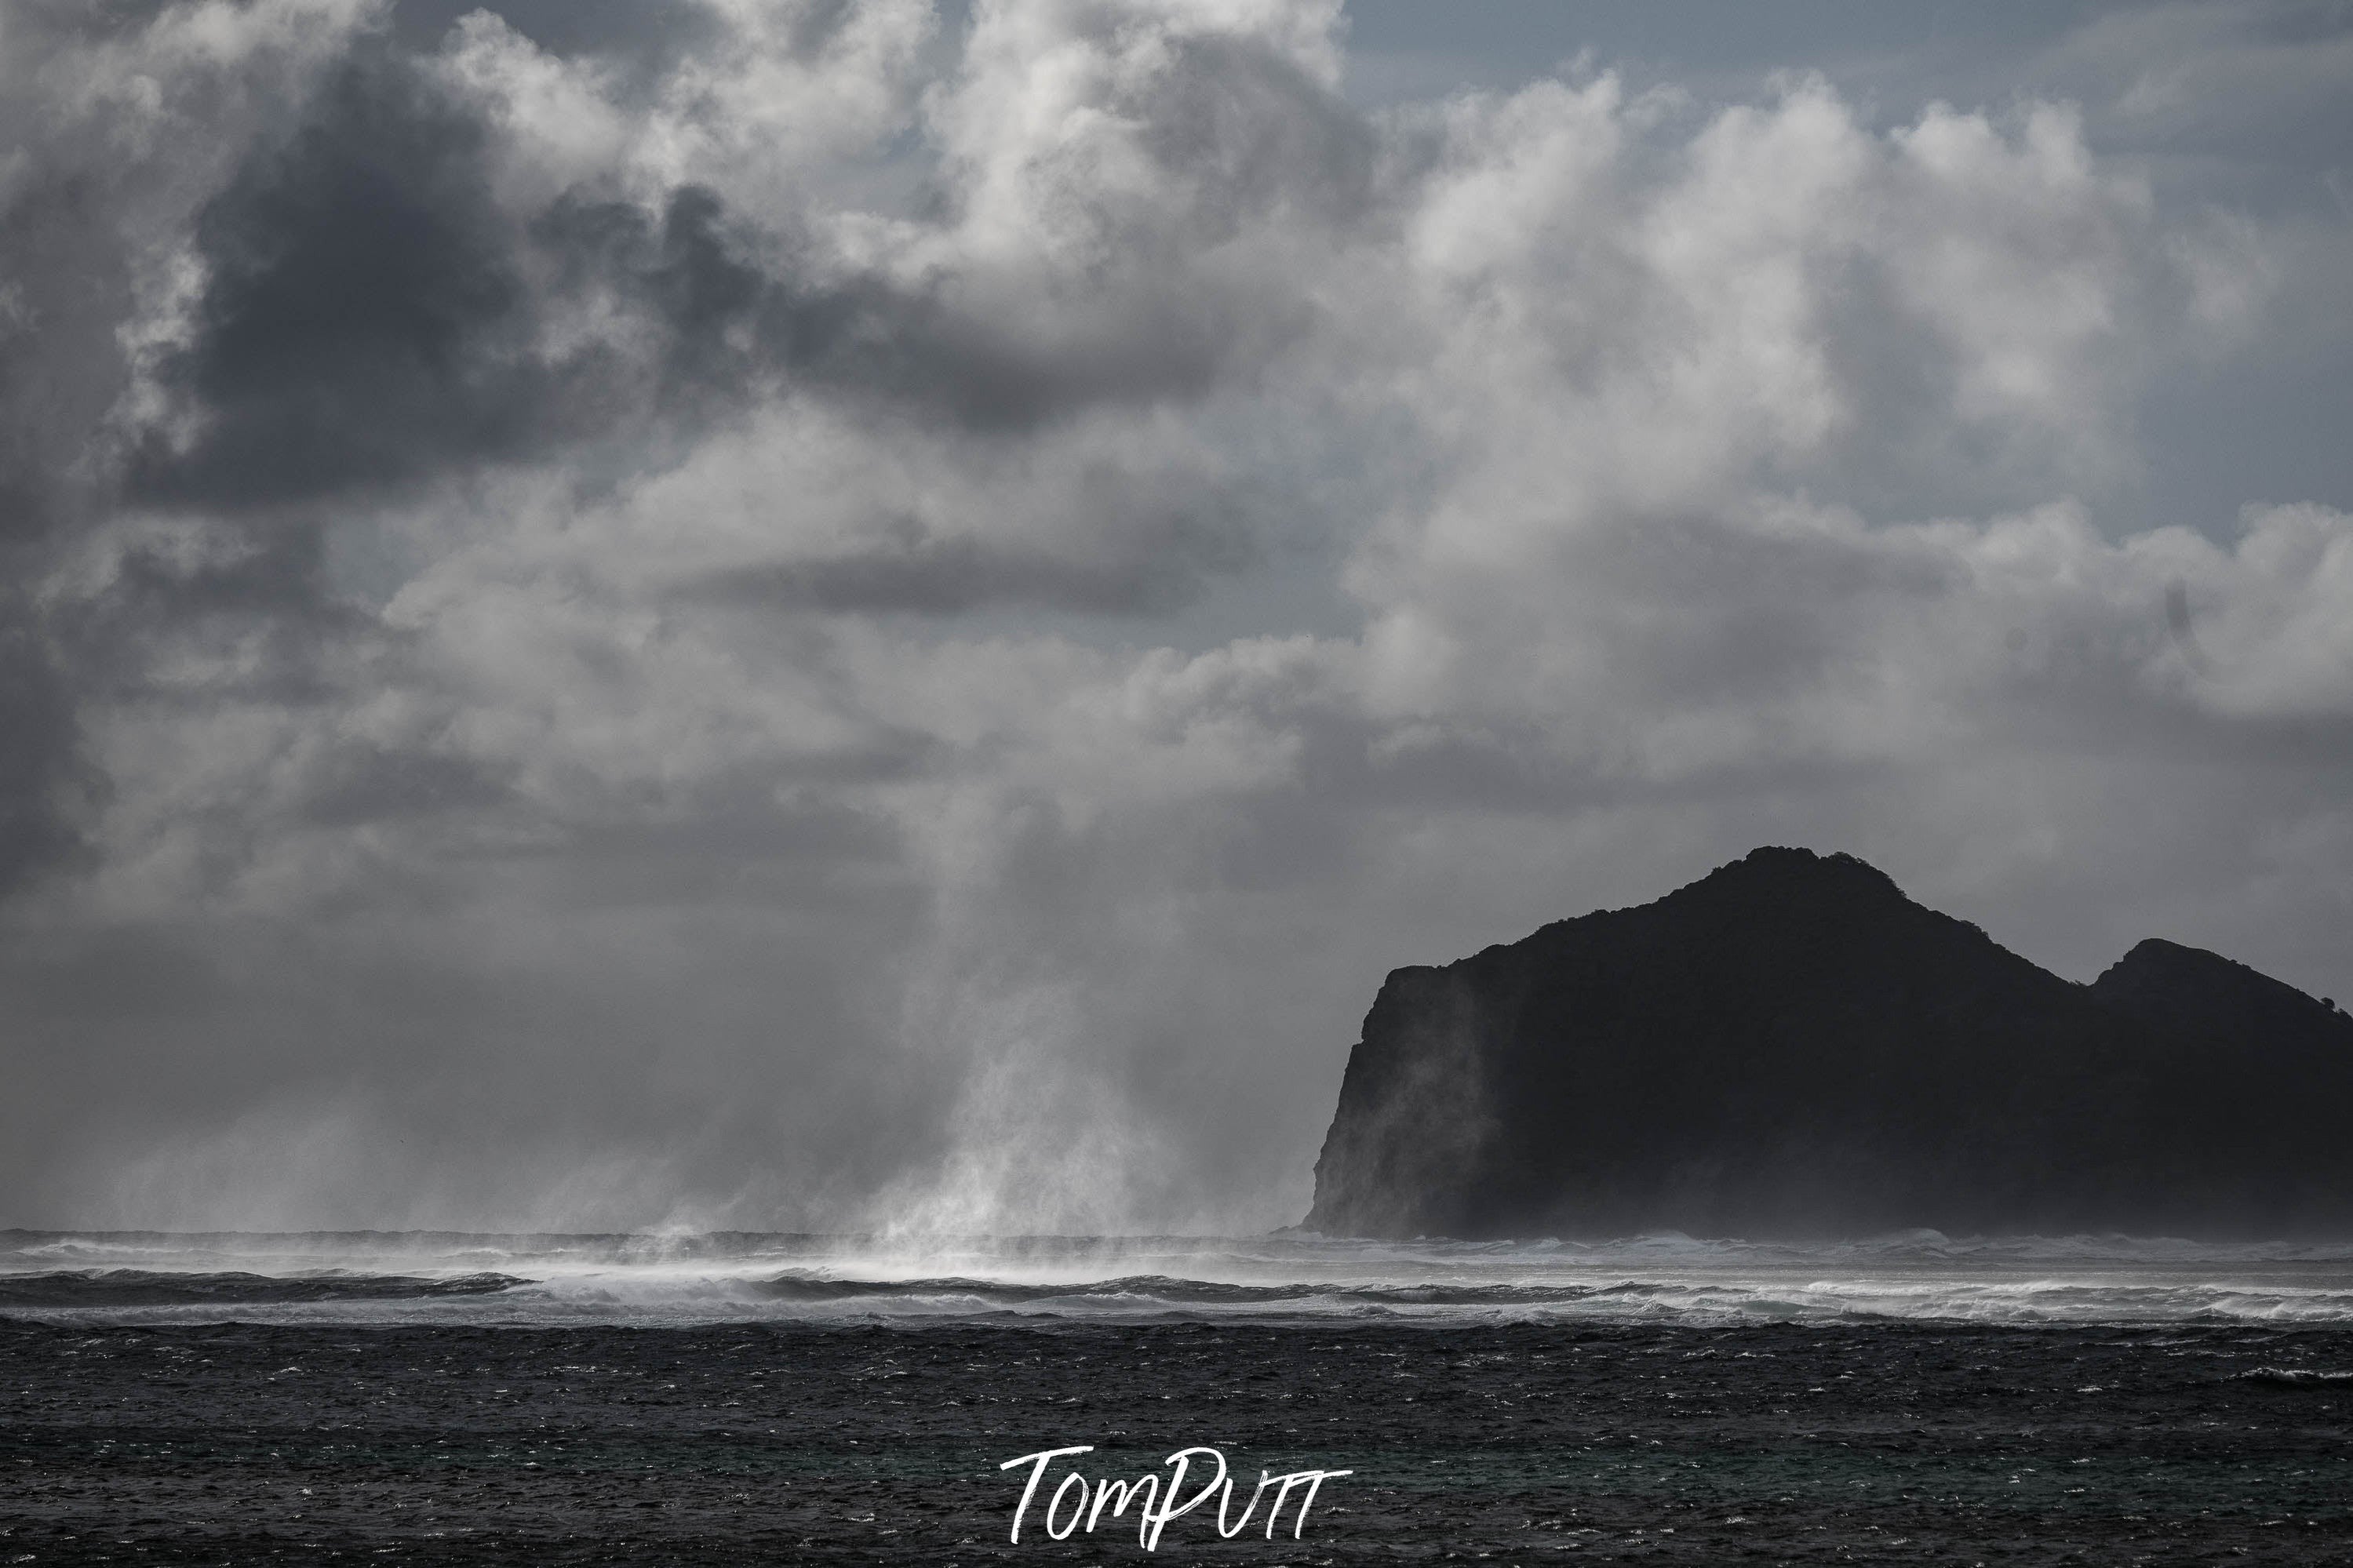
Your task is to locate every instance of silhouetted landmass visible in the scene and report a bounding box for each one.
[1305,848,2353,1239]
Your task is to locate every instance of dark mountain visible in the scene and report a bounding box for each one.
[1304,847,2353,1239]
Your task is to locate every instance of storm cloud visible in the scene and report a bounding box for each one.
[0,0,2348,1233]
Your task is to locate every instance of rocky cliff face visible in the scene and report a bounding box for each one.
[1304,847,2353,1239]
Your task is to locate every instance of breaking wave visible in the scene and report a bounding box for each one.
[0,1269,527,1308]
[2234,1366,2353,1387]
[5,1228,2353,1326]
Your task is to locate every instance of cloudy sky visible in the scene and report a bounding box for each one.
[2,0,2348,1234]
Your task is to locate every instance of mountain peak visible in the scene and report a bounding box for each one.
[1306,852,2353,1241]
[2093,934,2349,1038]
[1688,845,1907,897]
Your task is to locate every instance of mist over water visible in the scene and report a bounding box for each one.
[9,1229,2353,1327]
[3,8,2348,1559]
[3,0,2351,1240]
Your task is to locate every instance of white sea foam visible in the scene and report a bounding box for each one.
[5,1228,2352,1326]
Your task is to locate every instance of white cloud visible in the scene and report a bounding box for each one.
[0,0,2348,1231]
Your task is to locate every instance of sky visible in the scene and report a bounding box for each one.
[0,0,2348,1235]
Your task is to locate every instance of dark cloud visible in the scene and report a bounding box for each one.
[299,744,514,828]
[535,185,970,423]
[0,167,133,896]
[57,523,373,707]
[0,32,158,900]
[129,50,598,509]
[0,166,138,542]
[0,601,98,894]
[136,56,1292,517]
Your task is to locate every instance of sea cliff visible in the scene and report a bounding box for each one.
[1304,847,2353,1239]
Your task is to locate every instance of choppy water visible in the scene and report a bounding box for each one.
[6,1231,2352,1564]
[6,1227,2353,1325]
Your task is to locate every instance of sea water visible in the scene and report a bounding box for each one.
[5,1230,2350,1563]
[8,1228,2353,1326]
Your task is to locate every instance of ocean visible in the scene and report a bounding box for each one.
[4,1229,2351,1563]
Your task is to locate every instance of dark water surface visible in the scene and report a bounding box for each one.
[5,1318,2351,1565]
